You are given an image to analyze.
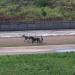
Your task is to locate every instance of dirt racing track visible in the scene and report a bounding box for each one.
[0,45,75,55]
[1,30,75,55]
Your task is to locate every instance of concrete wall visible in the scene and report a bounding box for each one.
[0,21,75,31]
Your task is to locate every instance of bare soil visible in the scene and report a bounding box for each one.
[0,35,75,47]
[0,35,75,55]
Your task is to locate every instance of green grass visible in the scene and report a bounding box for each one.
[0,52,75,75]
[0,0,6,3]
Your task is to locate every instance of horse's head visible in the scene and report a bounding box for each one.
[22,35,25,37]
[22,35,29,40]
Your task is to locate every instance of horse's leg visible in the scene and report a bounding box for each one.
[40,37,43,43]
[40,39,42,43]
[24,38,26,42]
[37,40,38,44]
[36,39,39,44]
[36,40,38,44]
[31,39,34,44]
[24,39,25,42]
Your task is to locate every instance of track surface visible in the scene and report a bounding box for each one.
[0,30,75,55]
[0,45,75,55]
[1,30,75,37]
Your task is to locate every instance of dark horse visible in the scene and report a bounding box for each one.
[22,35,43,44]
[22,35,31,40]
[30,36,43,44]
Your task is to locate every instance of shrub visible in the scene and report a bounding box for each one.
[35,0,48,7]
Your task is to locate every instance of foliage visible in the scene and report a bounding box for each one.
[0,53,75,75]
[34,0,48,7]
[0,0,75,21]
[41,8,47,17]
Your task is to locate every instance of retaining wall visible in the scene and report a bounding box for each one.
[0,21,75,31]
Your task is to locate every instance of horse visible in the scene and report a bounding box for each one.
[29,36,43,44]
[22,35,31,42]
[22,35,43,44]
